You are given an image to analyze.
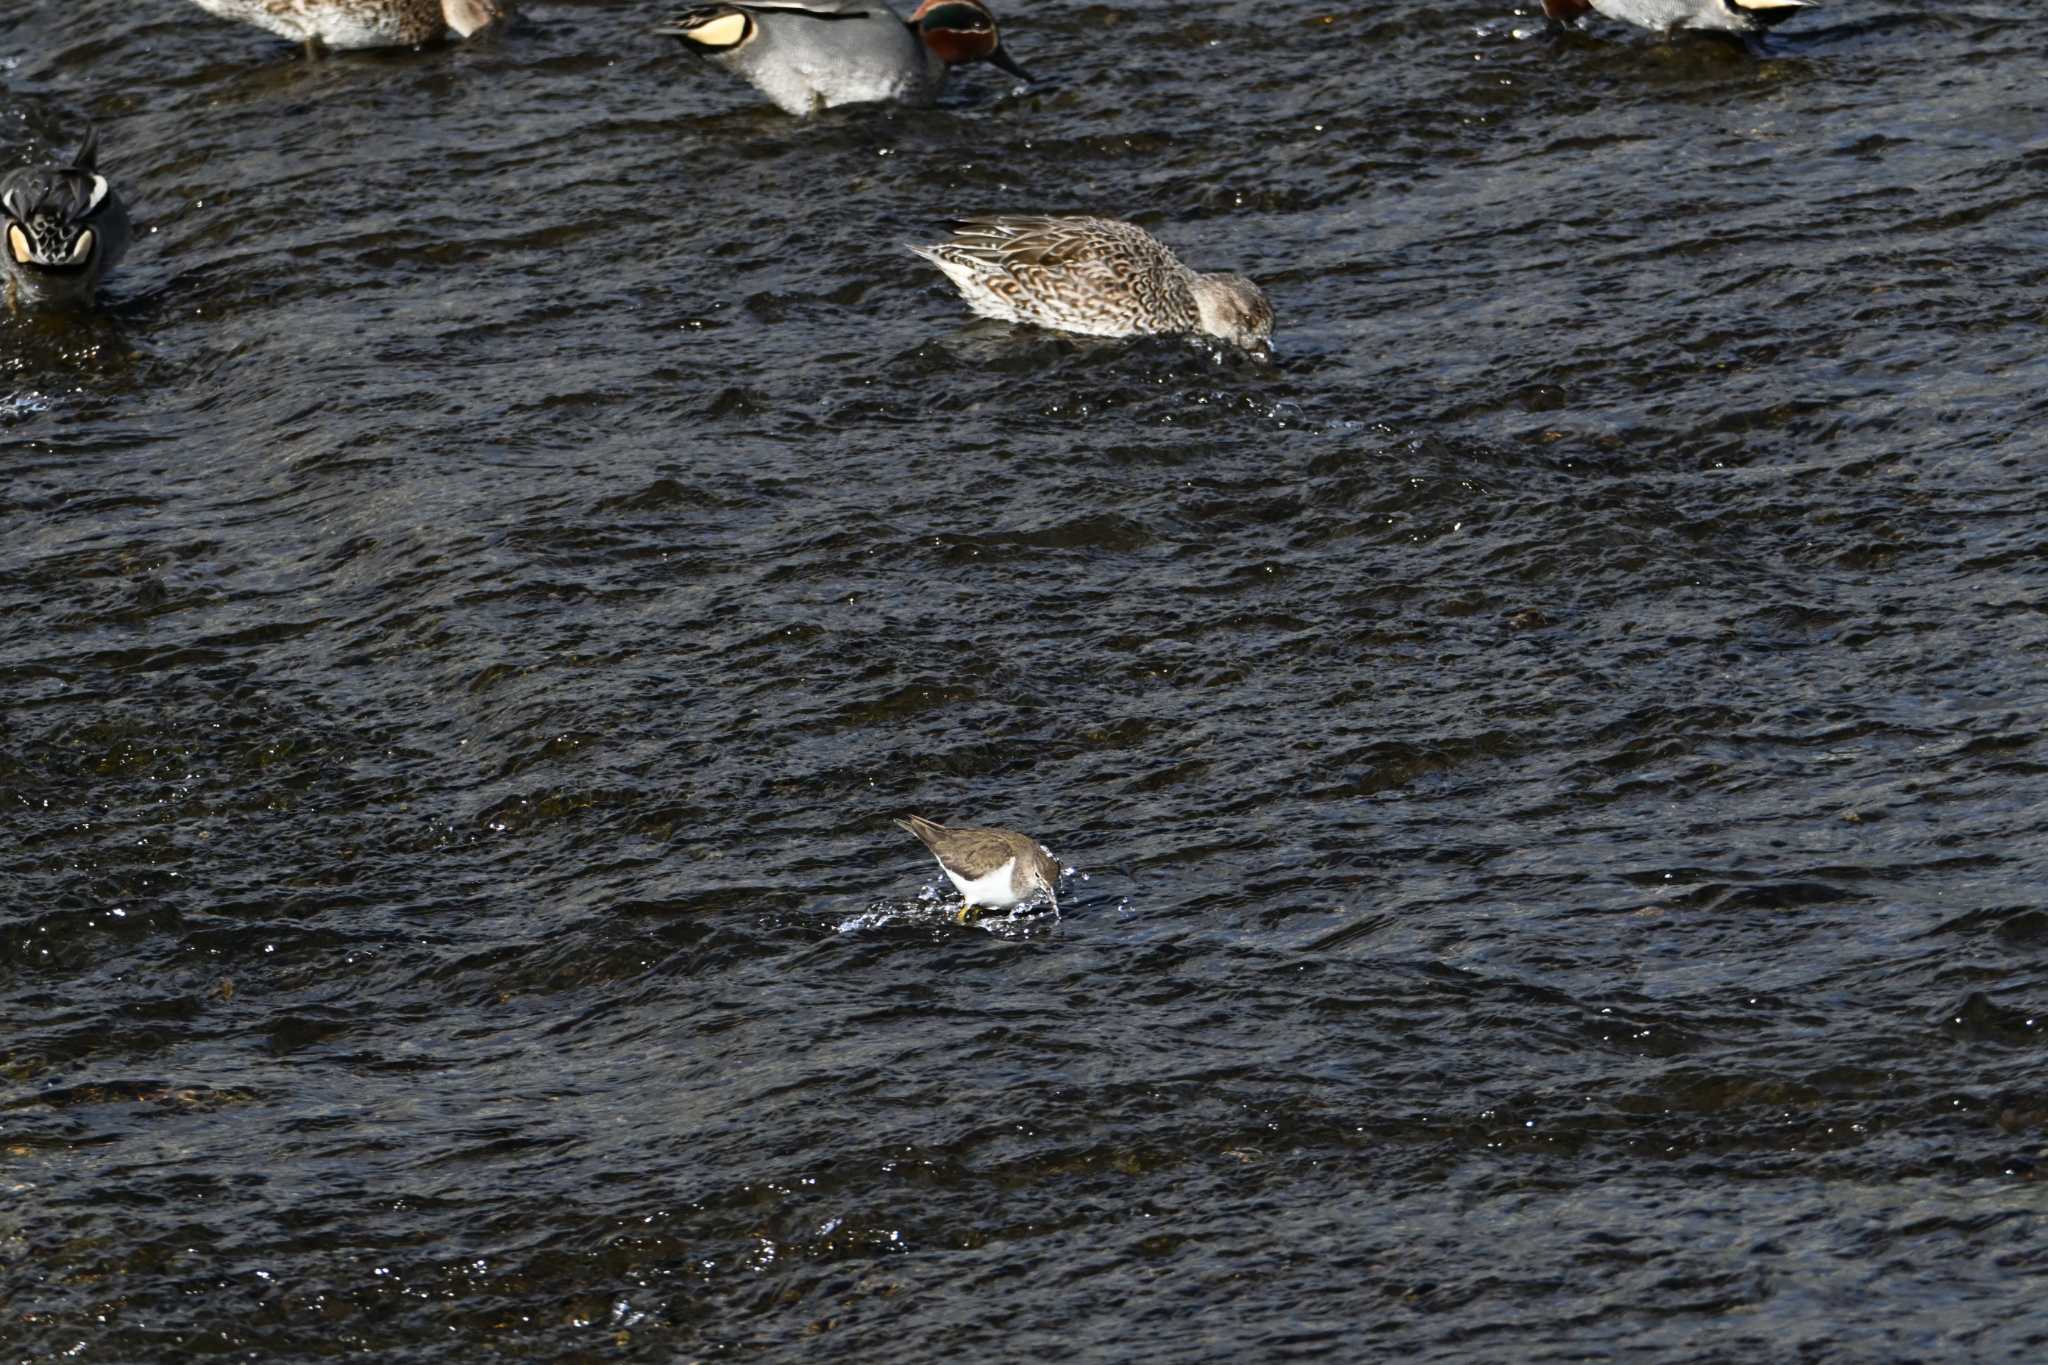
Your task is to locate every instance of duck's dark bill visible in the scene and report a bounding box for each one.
[988,44,1033,81]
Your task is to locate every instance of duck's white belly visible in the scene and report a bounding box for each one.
[736,20,943,116]
[1589,0,1751,31]
[749,62,934,117]
[816,63,936,111]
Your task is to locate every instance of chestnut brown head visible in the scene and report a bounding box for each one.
[910,0,1033,80]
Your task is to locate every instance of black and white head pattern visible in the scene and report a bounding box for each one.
[3,128,118,276]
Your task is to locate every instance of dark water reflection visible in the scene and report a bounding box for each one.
[5,0,2047,1358]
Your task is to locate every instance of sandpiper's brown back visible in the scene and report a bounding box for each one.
[896,815,1054,883]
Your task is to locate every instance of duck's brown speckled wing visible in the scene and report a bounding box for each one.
[917,216,1199,337]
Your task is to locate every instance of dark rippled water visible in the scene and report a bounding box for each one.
[6,0,2048,1358]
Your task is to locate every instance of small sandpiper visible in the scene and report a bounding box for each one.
[179,0,506,53]
[2,126,132,314]
[896,814,1061,922]
[1541,0,1816,36]
[910,215,1274,353]
[655,0,1033,118]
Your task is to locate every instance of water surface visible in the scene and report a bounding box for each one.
[4,0,2047,1358]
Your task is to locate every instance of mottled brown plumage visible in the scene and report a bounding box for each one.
[182,0,504,50]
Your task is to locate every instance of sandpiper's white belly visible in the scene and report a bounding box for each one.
[943,858,1020,908]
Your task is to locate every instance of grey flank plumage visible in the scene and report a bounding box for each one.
[896,814,1061,914]
[909,215,1274,351]
[656,0,1028,118]
[2,126,131,313]
[179,0,505,50]
[658,0,934,115]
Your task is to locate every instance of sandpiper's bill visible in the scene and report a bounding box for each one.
[896,814,1061,922]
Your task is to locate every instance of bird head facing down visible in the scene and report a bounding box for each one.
[1188,272,1274,353]
[1726,0,1817,29]
[440,0,507,38]
[2,127,129,309]
[910,0,1033,80]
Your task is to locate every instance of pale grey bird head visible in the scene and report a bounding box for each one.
[2,126,132,311]
[1189,272,1273,352]
[1714,0,1814,29]
[441,0,508,38]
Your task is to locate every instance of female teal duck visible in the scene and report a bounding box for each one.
[911,216,1274,352]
